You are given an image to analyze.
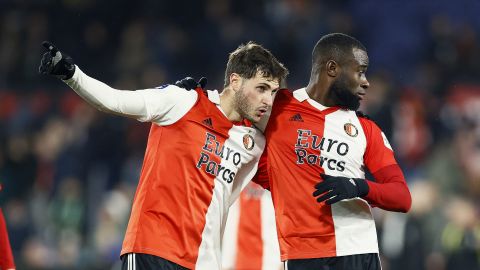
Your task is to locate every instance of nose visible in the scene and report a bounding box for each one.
[263,92,274,107]
[361,77,370,90]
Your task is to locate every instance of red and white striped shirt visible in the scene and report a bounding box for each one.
[65,68,266,269]
[222,182,282,270]
[253,88,411,261]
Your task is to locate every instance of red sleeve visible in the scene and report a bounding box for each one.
[359,118,411,213]
[252,150,270,190]
[365,164,411,213]
[360,118,396,172]
[0,208,15,270]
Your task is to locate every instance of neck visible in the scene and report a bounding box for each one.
[219,88,243,122]
[305,73,332,106]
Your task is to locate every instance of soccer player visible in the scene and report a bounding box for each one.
[221,182,282,270]
[39,41,288,270]
[250,33,412,269]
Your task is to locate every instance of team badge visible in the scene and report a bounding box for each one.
[243,134,255,150]
[344,123,358,137]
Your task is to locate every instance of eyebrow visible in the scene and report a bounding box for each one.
[257,82,273,89]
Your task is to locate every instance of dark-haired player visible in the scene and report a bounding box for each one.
[39,41,288,270]
[252,33,412,270]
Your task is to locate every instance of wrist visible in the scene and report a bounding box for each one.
[354,178,369,197]
[62,61,76,80]
[62,64,76,81]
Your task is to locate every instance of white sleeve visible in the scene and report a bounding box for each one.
[64,66,198,125]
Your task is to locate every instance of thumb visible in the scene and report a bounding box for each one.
[42,41,58,56]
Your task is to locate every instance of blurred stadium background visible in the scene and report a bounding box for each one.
[1,0,480,269]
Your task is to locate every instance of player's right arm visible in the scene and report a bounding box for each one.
[38,41,197,124]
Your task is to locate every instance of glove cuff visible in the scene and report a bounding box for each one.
[61,58,76,80]
[63,65,75,80]
[354,178,369,197]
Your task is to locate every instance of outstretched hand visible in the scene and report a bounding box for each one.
[38,41,75,80]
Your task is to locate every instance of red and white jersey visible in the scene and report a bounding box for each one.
[65,68,266,269]
[222,182,282,270]
[254,88,398,260]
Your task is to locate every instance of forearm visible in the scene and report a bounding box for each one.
[364,164,412,213]
[64,66,149,119]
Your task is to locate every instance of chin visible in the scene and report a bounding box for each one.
[247,115,260,124]
[250,117,260,124]
[341,99,360,111]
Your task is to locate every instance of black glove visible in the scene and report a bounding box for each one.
[313,173,369,205]
[38,41,75,80]
[174,77,208,90]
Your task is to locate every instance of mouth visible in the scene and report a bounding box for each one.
[356,93,365,101]
[256,108,268,117]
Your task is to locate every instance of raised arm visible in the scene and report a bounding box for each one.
[64,66,156,119]
[39,41,198,124]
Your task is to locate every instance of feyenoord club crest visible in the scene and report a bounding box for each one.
[344,123,358,137]
[243,134,255,150]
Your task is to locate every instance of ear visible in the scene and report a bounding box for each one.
[229,73,242,92]
[326,60,339,77]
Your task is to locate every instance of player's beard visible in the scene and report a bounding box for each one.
[234,86,257,123]
[329,75,360,111]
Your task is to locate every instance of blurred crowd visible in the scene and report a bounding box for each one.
[1,0,480,269]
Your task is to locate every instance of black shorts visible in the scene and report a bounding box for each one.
[285,253,381,270]
[121,253,189,270]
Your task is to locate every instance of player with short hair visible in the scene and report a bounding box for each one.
[249,33,412,270]
[39,41,288,270]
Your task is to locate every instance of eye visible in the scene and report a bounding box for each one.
[271,89,279,95]
[257,86,267,92]
[359,67,367,75]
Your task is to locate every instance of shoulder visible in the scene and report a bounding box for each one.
[270,88,294,106]
[356,111,392,150]
[152,84,195,93]
[271,88,296,112]
[356,111,380,132]
[275,88,293,100]
[150,84,200,103]
[355,110,373,121]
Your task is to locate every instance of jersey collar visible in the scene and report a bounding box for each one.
[207,89,221,105]
[293,88,330,111]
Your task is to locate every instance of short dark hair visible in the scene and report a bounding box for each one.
[224,42,288,87]
[311,33,366,70]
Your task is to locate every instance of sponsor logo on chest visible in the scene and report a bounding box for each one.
[294,126,359,172]
[196,132,247,183]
